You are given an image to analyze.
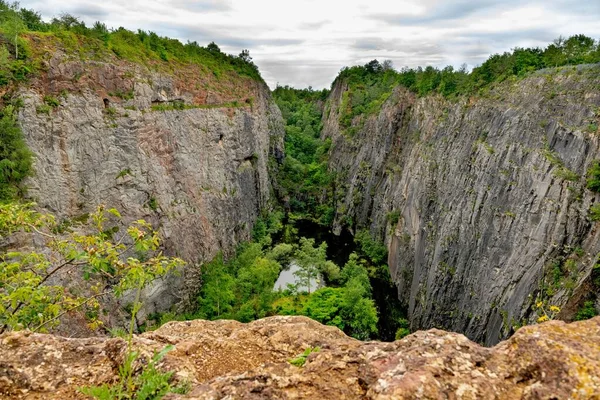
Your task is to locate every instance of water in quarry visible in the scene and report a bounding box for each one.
[271,219,406,341]
[273,261,323,292]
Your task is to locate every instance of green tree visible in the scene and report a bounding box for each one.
[0,2,25,59]
[196,253,235,318]
[302,287,345,330]
[0,105,32,201]
[0,203,185,333]
[294,237,339,292]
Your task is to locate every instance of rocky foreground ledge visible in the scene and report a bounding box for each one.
[1,316,599,399]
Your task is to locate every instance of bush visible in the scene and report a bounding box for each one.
[574,301,598,321]
[586,160,600,192]
[0,105,32,201]
[395,318,410,340]
[590,204,600,221]
[387,210,401,226]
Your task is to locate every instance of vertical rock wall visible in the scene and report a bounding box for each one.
[324,65,600,344]
[17,52,284,314]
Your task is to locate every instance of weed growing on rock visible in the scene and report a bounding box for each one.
[289,346,320,367]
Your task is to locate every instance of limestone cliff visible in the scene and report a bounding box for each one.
[13,39,284,314]
[324,65,600,345]
[1,316,599,399]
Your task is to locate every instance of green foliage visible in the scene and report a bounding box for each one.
[109,89,134,100]
[116,168,132,179]
[189,230,380,340]
[289,346,320,367]
[333,35,600,130]
[147,197,158,211]
[574,300,598,321]
[394,318,410,340]
[196,253,235,319]
[299,252,378,339]
[81,345,187,399]
[354,230,388,266]
[586,160,600,192]
[0,203,185,333]
[589,204,600,222]
[0,105,32,201]
[272,86,334,225]
[252,211,284,243]
[336,62,403,133]
[0,3,261,85]
[0,1,26,58]
[386,210,400,226]
[43,95,60,108]
[36,103,51,114]
[301,287,345,329]
[554,166,579,182]
[294,237,339,291]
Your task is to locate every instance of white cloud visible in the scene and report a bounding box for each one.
[19,0,600,89]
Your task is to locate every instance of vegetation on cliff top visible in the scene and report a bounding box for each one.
[0,0,261,83]
[334,34,600,134]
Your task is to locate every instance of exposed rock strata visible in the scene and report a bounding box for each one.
[323,65,600,344]
[15,50,284,315]
[1,316,599,399]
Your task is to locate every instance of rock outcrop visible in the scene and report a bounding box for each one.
[323,65,600,345]
[1,316,599,399]
[13,41,284,314]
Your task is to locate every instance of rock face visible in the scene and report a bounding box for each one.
[323,65,600,345]
[15,47,284,311]
[1,316,599,399]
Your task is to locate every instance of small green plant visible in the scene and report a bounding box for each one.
[503,211,516,218]
[574,300,598,321]
[36,104,52,114]
[109,89,135,100]
[147,197,158,211]
[105,107,117,117]
[80,344,187,399]
[542,148,563,168]
[586,160,600,192]
[554,167,579,182]
[289,346,320,367]
[589,204,600,221]
[586,123,598,133]
[395,318,410,340]
[387,210,401,226]
[115,168,132,180]
[43,95,60,108]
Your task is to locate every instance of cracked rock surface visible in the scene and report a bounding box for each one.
[1,316,599,399]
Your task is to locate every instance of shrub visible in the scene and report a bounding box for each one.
[395,318,410,340]
[590,204,600,221]
[574,301,598,321]
[43,95,60,107]
[586,160,600,192]
[387,210,401,226]
[0,105,32,201]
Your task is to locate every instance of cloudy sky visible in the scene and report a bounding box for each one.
[19,0,600,89]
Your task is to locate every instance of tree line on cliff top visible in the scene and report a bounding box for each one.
[0,0,261,80]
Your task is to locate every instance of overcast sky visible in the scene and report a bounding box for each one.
[18,0,600,89]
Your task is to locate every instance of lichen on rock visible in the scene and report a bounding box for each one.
[1,316,599,399]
